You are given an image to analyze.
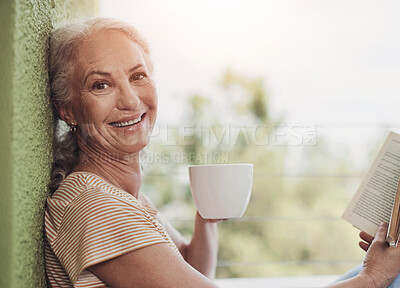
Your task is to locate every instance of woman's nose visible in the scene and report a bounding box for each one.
[117,83,140,110]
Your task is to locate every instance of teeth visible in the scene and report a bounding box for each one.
[111,116,142,127]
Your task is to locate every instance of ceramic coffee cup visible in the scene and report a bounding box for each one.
[189,164,253,219]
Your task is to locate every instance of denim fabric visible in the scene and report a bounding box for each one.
[334,264,400,287]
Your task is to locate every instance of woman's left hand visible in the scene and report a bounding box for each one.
[359,230,374,252]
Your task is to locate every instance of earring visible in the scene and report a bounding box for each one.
[70,122,77,132]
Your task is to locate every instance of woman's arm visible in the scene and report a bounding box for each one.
[325,222,400,288]
[158,212,219,279]
[183,213,219,279]
[88,242,219,288]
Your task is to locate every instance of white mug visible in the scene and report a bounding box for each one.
[189,164,253,219]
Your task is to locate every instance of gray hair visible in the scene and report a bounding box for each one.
[48,17,152,193]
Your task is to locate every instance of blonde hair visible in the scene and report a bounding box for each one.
[48,17,153,193]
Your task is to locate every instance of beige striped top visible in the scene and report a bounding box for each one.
[45,172,181,287]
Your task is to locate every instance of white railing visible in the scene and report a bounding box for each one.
[215,275,339,288]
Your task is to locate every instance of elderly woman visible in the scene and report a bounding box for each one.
[45,18,400,288]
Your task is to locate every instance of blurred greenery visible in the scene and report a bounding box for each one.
[142,69,366,279]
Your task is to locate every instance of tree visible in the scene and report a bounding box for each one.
[142,70,364,278]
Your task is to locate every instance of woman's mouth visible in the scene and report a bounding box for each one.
[109,114,145,128]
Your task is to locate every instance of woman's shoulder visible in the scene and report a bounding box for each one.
[47,172,134,218]
[49,172,100,202]
[52,171,127,199]
[138,193,159,217]
[48,172,152,217]
[46,172,149,234]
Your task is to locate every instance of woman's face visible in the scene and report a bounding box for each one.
[66,30,157,156]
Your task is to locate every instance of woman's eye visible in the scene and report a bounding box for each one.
[131,73,150,85]
[132,74,145,80]
[92,82,109,90]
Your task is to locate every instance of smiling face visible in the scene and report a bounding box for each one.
[61,29,158,156]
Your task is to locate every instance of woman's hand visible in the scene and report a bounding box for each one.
[199,214,229,224]
[359,230,375,252]
[327,222,400,288]
[358,222,400,287]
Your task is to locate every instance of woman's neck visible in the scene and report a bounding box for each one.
[74,147,142,198]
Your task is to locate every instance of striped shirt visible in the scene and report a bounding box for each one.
[45,172,181,287]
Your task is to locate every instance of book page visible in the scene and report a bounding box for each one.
[342,132,400,236]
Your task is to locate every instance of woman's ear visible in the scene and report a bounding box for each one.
[53,101,76,125]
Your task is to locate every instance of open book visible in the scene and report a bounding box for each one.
[342,131,400,246]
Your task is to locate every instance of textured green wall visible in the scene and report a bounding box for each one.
[0,1,16,288]
[0,0,98,287]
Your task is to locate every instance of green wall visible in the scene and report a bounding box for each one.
[0,0,98,287]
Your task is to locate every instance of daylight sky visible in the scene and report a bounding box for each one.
[100,0,400,127]
[99,0,400,172]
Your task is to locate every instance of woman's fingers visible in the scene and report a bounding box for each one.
[360,231,374,244]
[359,241,370,252]
[359,222,389,252]
[196,212,229,223]
[207,218,229,223]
